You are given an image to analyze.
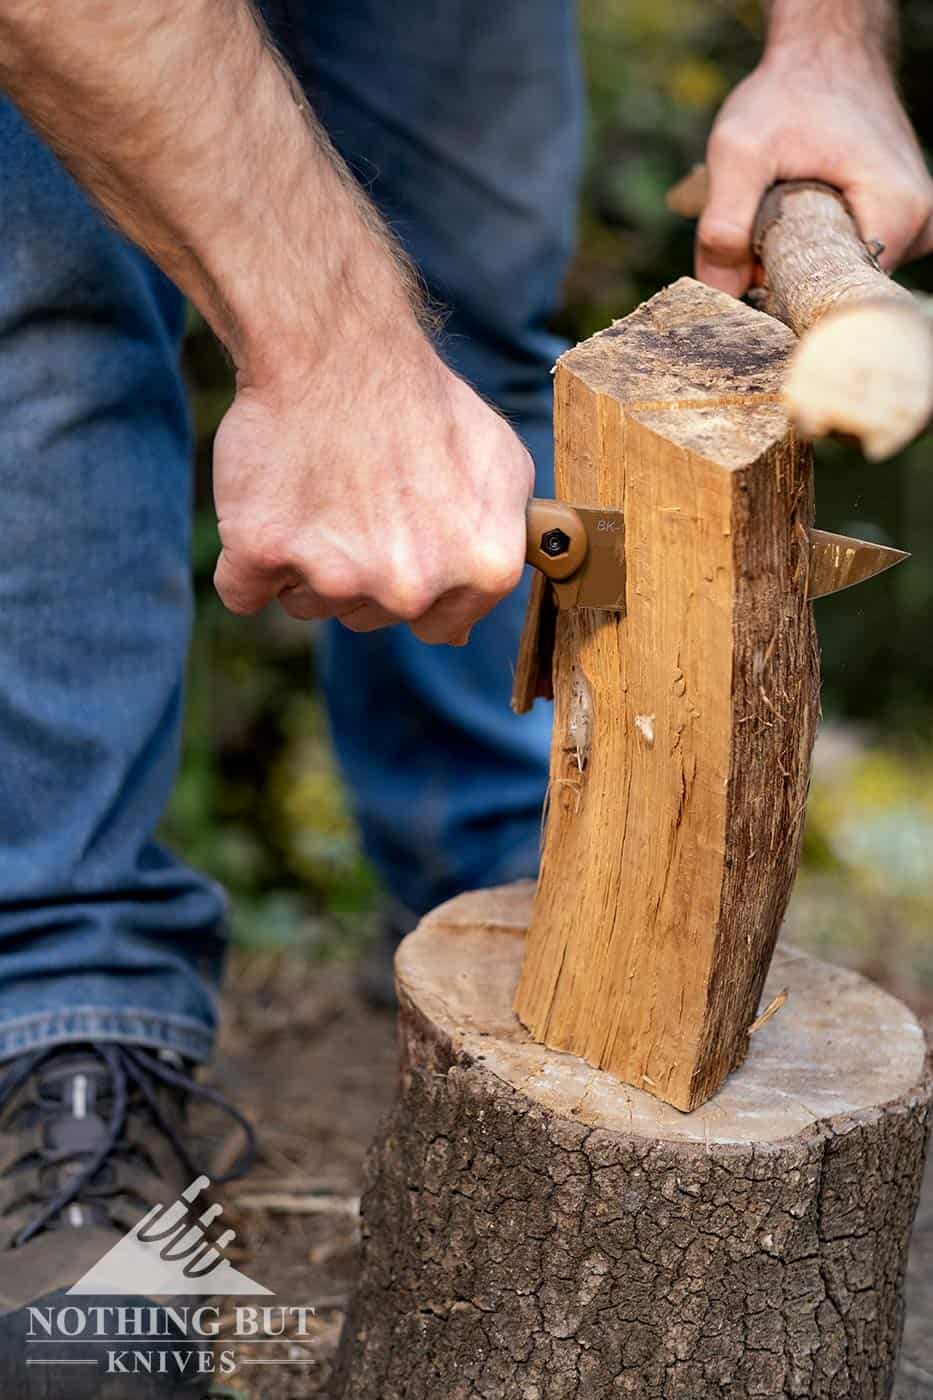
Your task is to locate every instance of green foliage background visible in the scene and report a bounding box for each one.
[164,1,933,988]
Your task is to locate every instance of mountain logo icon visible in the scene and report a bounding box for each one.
[68,1175,273,1296]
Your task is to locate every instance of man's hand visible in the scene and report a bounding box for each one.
[697,0,933,296]
[0,0,534,645]
[213,323,532,646]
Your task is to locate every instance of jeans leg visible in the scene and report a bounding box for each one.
[0,101,226,1062]
[265,0,584,917]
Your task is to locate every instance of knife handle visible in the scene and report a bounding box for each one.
[525,499,588,582]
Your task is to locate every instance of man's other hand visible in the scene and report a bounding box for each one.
[212,324,533,647]
[697,37,933,297]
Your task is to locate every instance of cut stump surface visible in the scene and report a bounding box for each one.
[335,883,932,1400]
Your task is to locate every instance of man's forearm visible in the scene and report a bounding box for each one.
[0,0,538,648]
[765,0,896,62]
[0,0,423,383]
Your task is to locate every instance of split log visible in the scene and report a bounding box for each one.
[514,278,820,1113]
[669,170,933,460]
[334,885,932,1400]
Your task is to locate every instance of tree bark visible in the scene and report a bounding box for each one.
[514,278,820,1113]
[751,181,915,334]
[334,885,932,1400]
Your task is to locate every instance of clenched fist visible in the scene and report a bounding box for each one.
[698,29,933,297]
[213,318,534,647]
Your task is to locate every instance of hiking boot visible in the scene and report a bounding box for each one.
[0,1042,256,1398]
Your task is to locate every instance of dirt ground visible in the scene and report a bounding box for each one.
[205,953,933,1400]
[207,956,398,1399]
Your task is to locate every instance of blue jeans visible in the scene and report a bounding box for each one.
[0,1,583,1063]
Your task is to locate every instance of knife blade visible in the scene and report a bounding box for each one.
[806,527,910,600]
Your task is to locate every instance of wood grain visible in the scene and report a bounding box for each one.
[514,278,820,1112]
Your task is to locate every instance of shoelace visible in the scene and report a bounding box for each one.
[0,1042,258,1247]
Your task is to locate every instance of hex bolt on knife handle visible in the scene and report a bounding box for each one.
[525,499,587,581]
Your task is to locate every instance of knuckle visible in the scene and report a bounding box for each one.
[697,217,749,258]
[252,550,289,580]
[225,522,291,575]
[213,557,257,615]
[707,123,757,164]
[239,545,290,584]
[383,579,435,621]
[306,560,363,602]
[471,542,523,596]
[214,578,257,616]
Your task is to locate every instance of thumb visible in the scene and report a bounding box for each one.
[696,135,770,297]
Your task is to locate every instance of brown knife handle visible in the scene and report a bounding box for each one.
[525,499,588,582]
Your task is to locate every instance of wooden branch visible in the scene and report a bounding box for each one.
[751,181,913,332]
[667,169,933,459]
[335,885,933,1399]
[514,278,820,1113]
[754,183,933,458]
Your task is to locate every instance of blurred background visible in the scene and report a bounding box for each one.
[167,0,933,1011]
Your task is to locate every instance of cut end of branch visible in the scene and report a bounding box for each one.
[784,299,933,461]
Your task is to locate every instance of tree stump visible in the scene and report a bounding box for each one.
[334,884,932,1400]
